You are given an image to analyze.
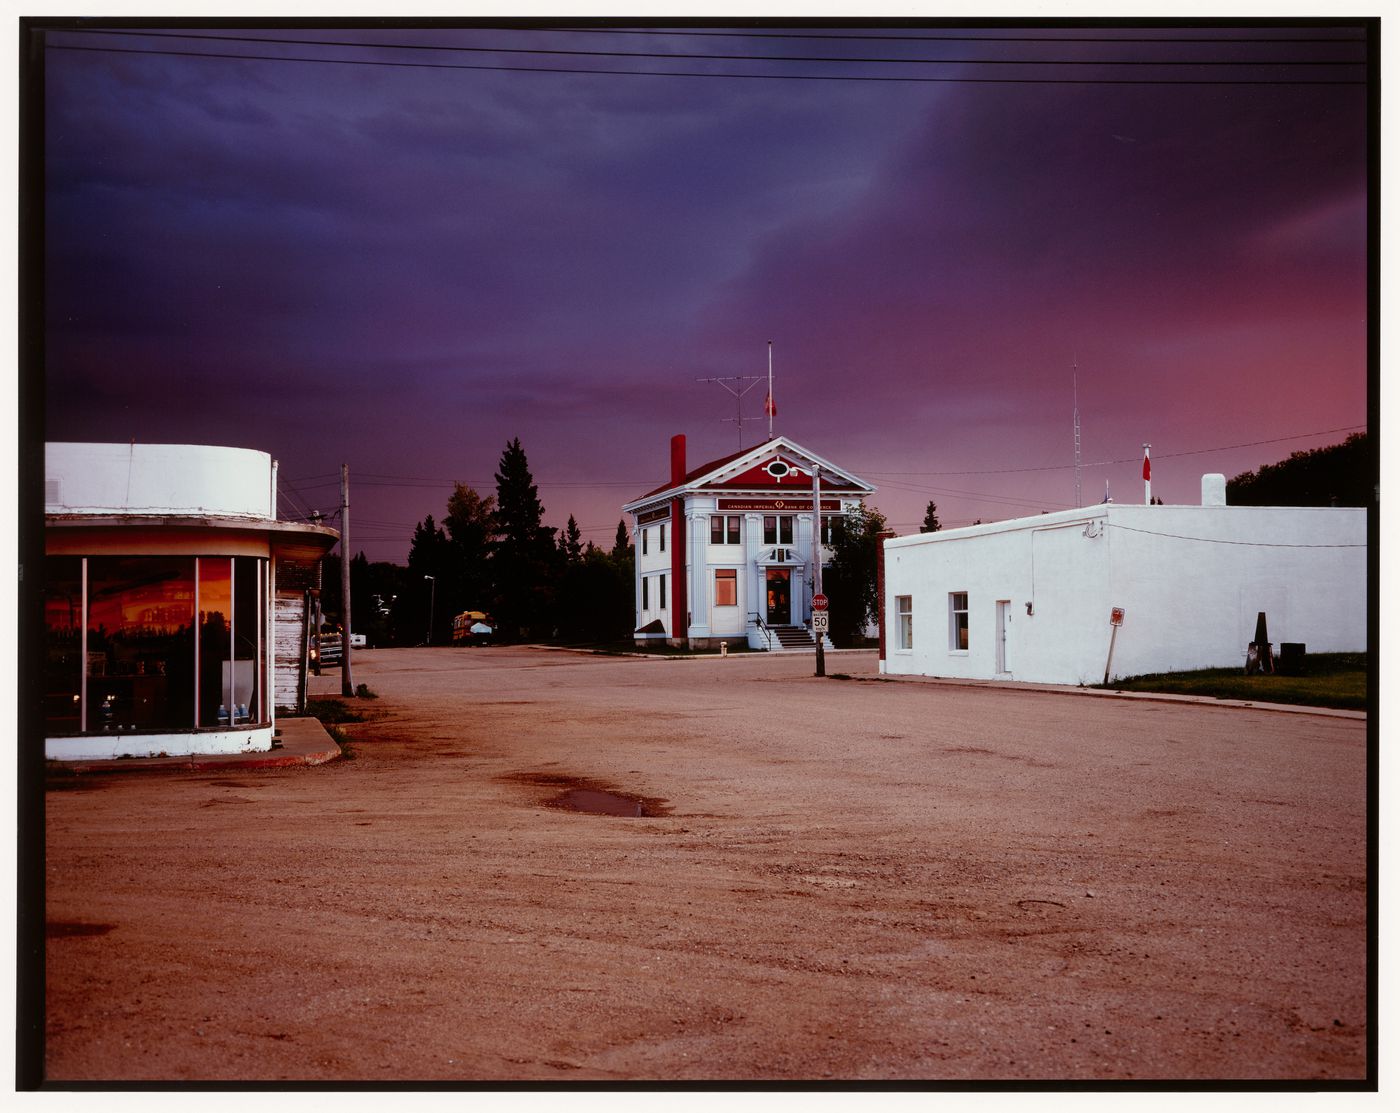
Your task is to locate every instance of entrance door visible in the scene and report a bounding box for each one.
[996,599,1010,674]
[766,569,791,625]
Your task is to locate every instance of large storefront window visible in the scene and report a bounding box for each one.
[233,556,263,724]
[44,557,83,734]
[47,554,268,736]
[198,558,233,728]
[87,556,196,733]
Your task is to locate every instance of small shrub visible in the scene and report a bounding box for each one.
[355,683,378,700]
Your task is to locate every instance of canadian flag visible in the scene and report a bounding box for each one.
[1142,449,1151,482]
[764,391,777,418]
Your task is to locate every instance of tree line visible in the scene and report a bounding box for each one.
[319,438,635,647]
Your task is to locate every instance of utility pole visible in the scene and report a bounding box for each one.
[812,465,825,678]
[340,464,354,697]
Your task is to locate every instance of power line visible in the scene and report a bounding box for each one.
[865,424,1366,477]
[52,29,1366,68]
[46,42,1367,86]
[477,26,1368,46]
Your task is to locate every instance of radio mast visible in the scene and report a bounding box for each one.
[1073,358,1082,508]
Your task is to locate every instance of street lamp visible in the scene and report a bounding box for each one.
[424,575,436,646]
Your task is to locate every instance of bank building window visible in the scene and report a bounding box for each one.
[659,573,667,608]
[763,515,794,545]
[642,577,649,609]
[711,515,740,545]
[949,591,969,651]
[715,568,738,607]
[642,528,648,555]
[660,523,666,552]
[896,595,913,650]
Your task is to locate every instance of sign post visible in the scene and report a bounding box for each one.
[1104,607,1125,685]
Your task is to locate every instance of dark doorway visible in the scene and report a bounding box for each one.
[766,569,791,625]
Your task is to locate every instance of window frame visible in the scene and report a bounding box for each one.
[896,595,913,650]
[714,568,738,607]
[949,591,969,652]
[710,515,741,545]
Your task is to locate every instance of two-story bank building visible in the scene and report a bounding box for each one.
[623,435,875,651]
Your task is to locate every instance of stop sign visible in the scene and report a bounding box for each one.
[812,594,829,611]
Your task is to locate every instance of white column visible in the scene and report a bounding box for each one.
[688,510,710,638]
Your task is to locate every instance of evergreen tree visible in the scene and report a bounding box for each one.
[612,519,632,560]
[406,514,454,644]
[561,515,584,564]
[492,439,557,640]
[919,501,942,533]
[823,503,889,647]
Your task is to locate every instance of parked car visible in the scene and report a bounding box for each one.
[349,633,367,649]
[310,633,342,668]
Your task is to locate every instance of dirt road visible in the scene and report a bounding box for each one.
[43,647,1368,1082]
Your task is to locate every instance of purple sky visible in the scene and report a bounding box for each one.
[41,22,1371,560]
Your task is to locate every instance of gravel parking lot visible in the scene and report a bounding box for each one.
[44,646,1368,1082]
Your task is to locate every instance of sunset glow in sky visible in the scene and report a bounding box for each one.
[39,20,1372,560]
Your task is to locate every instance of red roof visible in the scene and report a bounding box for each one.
[631,439,863,502]
[634,445,753,501]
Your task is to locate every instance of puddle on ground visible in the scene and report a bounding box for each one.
[504,771,670,818]
[550,788,652,817]
[47,921,115,939]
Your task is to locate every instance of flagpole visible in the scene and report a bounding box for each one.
[767,340,774,438]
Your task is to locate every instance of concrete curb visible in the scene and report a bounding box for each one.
[46,716,343,777]
[859,672,1366,720]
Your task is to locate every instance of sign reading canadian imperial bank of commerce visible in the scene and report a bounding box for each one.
[717,498,843,512]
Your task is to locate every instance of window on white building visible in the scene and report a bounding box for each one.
[710,515,741,545]
[820,516,837,545]
[660,523,666,552]
[642,528,648,556]
[715,568,738,606]
[896,595,913,650]
[642,576,649,610]
[659,573,667,608]
[763,515,794,545]
[949,591,969,651]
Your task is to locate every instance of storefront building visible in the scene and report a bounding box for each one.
[44,442,339,760]
[623,435,875,650]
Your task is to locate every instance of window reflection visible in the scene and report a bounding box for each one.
[45,554,269,736]
[44,557,83,734]
[233,556,260,724]
[86,557,195,733]
[199,558,232,728]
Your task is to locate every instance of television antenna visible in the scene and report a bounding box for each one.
[697,373,765,450]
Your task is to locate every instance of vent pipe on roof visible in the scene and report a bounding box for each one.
[1201,473,1227,507]
[671,434,686,487]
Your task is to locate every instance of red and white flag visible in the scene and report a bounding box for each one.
[1142,448,1151,482]
[764,391,777,418]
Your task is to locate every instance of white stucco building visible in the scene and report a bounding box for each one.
[623,435,875,650]
[44,442,339,760]
[879,475,1366,685]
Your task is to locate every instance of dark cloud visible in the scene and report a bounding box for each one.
[41,24,1370,550]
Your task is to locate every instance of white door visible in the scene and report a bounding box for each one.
[996,600,1010,674]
